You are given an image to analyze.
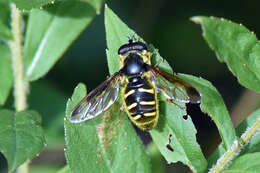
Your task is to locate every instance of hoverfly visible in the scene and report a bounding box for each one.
[69,39,201,130]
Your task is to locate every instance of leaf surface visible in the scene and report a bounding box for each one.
[105,5,207,173]
[179,74,237,150]
[24,1,96,81]
[78,0,105,14]
[11,0,53,10]
[225,153,260,173]
[0,109,45,172]
[0,44,12,105]
[207,108,260,169]
[192,16,260,92]
[0,20,11,40]
[64,83,151,173]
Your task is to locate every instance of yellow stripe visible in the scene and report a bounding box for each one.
[143,112,156,117]
[138,88,154,94]
[124,90,135,98]
[127,103,137,110]
[132,114,142,120]
[140,101,155,105]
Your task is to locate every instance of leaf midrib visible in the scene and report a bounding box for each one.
[11,113,17,171]
[96,123,113,173]
[26,10,57,78]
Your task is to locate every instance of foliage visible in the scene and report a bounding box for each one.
[0,110,45,172]
[0,0,102,172]
[64,83,151,173]
[191,16,260,92]
[0,1,259,173]
[24,1,96,81]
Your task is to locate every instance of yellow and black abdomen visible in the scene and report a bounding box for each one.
[122,76,158,130]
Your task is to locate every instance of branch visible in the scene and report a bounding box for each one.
[9,3,27,112]
[9,3,29,173]
[209,118,260,173]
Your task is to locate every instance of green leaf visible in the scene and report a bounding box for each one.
[147,143,164,173]
[0,109,45,172]
[11,0,105,11]
[78,0,105,14]
[30,165,61,173]
[236,109,260,155]
[207,108,260,169]
[0,44,13,105]
[24,1,96,81]
[150,100,207,173]
[57,165,71,173]
[0,1,10,25]
[28,80,68,148]
[225,152,260,173]
[179,74,237,150]
[65,83,151,173]
[0,20,11,40]
[192,16,260,92]
[0,1,11,40]
[10,0,53,10]
[105,5,207,172]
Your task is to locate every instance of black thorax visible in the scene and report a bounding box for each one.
[121,53,147,77]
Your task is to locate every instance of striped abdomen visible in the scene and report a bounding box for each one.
[123,76,158,130]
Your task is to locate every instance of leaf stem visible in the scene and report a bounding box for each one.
[209,118,260,173]
[9,3,29,173]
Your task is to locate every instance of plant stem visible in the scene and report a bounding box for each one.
[9,3,27,111]
[9,3,29,173]
[209,118,260,173]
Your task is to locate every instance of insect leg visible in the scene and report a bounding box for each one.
[154,57,164,67]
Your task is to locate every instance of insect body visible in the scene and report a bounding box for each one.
[69,39,201,130]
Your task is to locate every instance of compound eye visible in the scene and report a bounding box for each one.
[118,45,129,55]
[118,41,147,55]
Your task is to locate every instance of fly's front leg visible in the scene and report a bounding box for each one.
[154,57,164,67]
[119,75,128,113]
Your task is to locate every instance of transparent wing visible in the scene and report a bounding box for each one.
[148,65,201,103]
[69,72,121,123]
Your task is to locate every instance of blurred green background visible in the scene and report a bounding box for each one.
[1,0,260,172]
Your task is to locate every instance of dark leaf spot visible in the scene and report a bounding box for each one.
[183,114,188,120]
[166,144,174,152]
[166,133,174,152]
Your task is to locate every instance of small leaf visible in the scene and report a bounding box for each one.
[105,5,207,172]
[192,16,260,92]
[179,74,237,150]
[24,1,96,81]
[225,152,260,173]
[65,83,151,173]
[207,108,260,169]
[0,44,13,105]
[0,21,11,40]
[28,80,68,148]
[0,109,45,172]
[10,0,53,10]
